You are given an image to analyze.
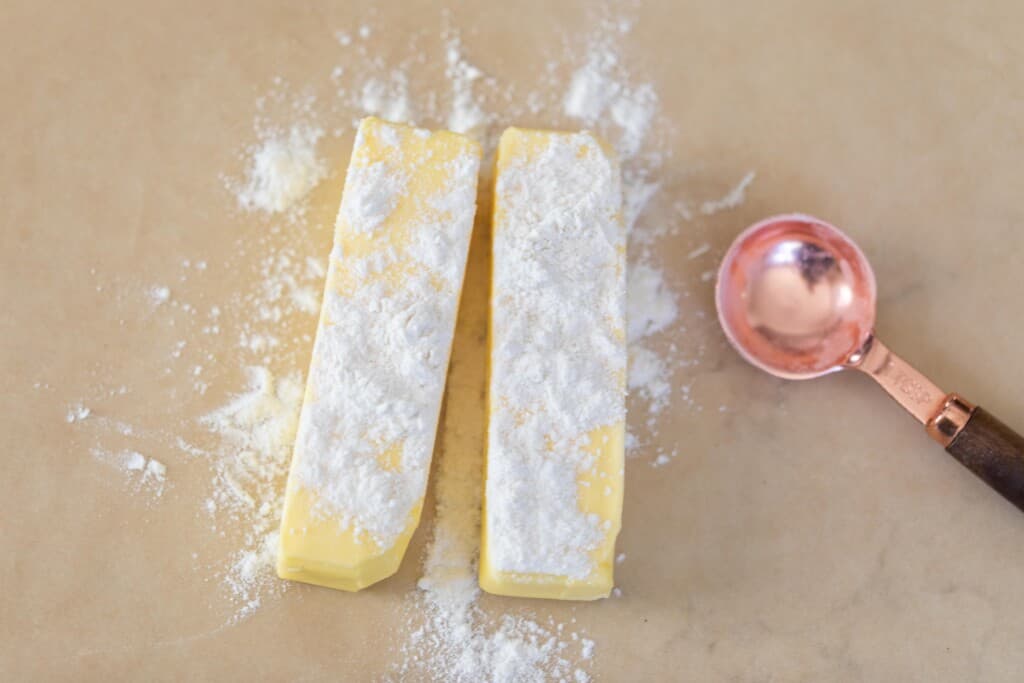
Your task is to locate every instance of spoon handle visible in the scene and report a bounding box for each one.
[945,406,1024,513]
[852,339,1024,512]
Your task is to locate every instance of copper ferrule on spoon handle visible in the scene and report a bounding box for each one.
[926,393,976,447]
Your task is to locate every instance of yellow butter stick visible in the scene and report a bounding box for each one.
[277,117,481,591]
[480,128,626,600]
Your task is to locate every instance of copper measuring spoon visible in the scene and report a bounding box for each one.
[716,213,1024,511]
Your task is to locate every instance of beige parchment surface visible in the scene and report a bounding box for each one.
[4,1,1024,680]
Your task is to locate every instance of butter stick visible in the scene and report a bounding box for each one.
[480,128,626,600]
[277,117,481,591]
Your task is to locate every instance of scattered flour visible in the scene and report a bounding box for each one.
[233,124,327,215]
[628,346,671,414]
[563,38,658,158]
[149,285,171,306]
[359,72,414,124]
[627,263,677,343]
[91,448,168,498]
[200,366,305,619]
[563,49,619,123]
[66,403,91,423]
[687,242,711,259]
[700,170,756,215]
[289,285,320,314]
[444,35,488,137]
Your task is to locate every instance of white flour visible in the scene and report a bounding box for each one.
[201,367,305,618]
[628,346,671,414]
[563,40,657,158]
[444,35,488,137]
[359,72,414,124]
[625,262,679,422]
[66,403,91,423]
[701,170,756,215]
[626,263,678,343]
[232,124,327,215]
[149,285,171,306]
[91,448,168,498]
[338,159,408,235]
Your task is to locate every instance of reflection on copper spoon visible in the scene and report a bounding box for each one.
[716,214,1024,512]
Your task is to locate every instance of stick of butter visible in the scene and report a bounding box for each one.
[277,117,481,591]
[480,128,626,600]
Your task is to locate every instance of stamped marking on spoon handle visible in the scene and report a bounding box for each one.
[847,335,947,425]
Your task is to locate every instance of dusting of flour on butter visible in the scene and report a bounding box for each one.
[290,122,480,548]
[487,131,625,580]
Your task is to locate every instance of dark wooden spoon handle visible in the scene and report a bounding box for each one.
[946,407,1024,512]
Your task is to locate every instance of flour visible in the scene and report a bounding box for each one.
[66,403,91,423]
[700,170,756,215]
[359,72,414,124]
[149,285,171,306]
[627,263,677,343]
[289,285,320,314]
[687,242,711,259]
[224,530,280,620]
[91,448,168,498]
[628,346,671,414]
[563,40,658,158]
[609,83,657,158]
[563,49,619,123]
[444,35,488,137]
[623,179,662,241]
[67,214,325,619]
[624,260,690,451]
[337,160,408,235]
[201,366,304,616]
[233,124,327,215]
